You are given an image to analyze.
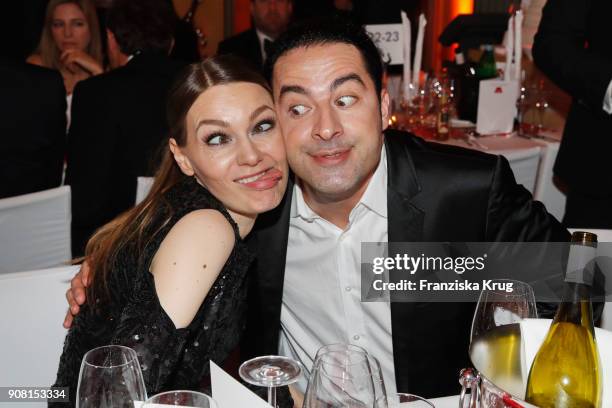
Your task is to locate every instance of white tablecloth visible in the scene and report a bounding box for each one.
[438,132,566,221]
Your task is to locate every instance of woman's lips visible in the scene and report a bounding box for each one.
[235,168,283,190]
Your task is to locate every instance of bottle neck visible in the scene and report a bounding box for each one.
[554,282,595,334]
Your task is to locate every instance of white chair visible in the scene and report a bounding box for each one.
[0,186,71,274]
[502,146,542,194]
[0,265,79,406]
[136,176,154,205]
[533,140,566,221]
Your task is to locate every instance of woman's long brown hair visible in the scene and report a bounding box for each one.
[84,55,271,305]
[36,0,103,70]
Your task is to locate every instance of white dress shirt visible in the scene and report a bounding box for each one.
[255,29,273,62]
[278,147,397,395]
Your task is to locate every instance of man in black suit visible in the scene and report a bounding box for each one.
[65,0,185,256]
[66,18,569,401]
[217,0,293,68]
[0,58,65,199]
[240,19,568,399]
[533,0,612,228]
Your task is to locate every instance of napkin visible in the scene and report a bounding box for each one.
[514,10,523,81]
[401,11,411,100]
[210,361,273,408]
[412,14,427,88]
[520,318,612,407]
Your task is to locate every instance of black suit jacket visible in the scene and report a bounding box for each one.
[533,0,612,197]
[0,59,66,199]
[65,52,185,256]
[216,29,263,69]
[243,130,569,398]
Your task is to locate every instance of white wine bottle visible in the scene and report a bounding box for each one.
[525,231,602,408]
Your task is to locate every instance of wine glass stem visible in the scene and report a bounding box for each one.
[268,386,276,407]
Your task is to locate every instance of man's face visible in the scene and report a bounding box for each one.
[273,43,390,204]
[251,0,292,39]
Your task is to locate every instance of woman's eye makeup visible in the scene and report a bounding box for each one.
[205,132,230,146]
[252,118,275,134]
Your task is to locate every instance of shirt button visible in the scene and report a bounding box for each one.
[345,286,352,292]
[353,335,360,341]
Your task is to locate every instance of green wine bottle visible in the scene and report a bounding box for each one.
[525,231,602,408]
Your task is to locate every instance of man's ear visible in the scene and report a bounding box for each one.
[380,89,391,131]
[169,139,195,176]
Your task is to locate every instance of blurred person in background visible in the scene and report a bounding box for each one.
[65,0,186,256]
[0,57,66,199]
[27,0,104,95]
[217,0,293,68]
[533,0,612,228]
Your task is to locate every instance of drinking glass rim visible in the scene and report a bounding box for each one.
[82,345,138,369]
[143,389,216,405]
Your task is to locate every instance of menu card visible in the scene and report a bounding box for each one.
[210,361,273,408]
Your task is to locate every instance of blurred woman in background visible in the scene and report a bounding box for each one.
[27,0,103,95]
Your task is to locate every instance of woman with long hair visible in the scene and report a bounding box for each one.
[27,0,103,95]
[51,55,288,406]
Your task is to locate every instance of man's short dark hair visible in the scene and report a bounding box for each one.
[106,0,175,55]
[264,17,383,97]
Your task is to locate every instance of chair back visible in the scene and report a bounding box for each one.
[0,265,79,401]
[136,176,154,205]
[0,186,71,274]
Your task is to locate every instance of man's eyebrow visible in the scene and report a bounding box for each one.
[278,85,308,101]
[330,73,366,91]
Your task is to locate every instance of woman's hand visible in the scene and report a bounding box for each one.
[60,49,103,75]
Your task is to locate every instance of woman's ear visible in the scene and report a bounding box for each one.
[169,138,195,176]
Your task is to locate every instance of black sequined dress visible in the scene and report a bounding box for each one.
[51,177,254,407]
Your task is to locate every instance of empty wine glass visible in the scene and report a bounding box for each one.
[76,345,147,408]
[239,355,301,407]
[142,390,218,407]
[312,343,388,408]
[469,279,537,399]
[304,344,377,408]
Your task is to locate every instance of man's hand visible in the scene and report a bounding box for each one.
[63,261,91,328]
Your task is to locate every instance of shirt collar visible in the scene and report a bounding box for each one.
[255,29,273,60]
[290,146,388,221]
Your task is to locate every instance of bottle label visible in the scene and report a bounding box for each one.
[565,245,596,285]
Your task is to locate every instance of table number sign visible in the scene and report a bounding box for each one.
[365,24,403,65]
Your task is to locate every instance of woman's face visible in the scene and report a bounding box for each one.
[173,82,288,219]
[51,3,91,52]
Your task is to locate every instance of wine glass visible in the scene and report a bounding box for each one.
[239,355,301,407]
[312,343,388,408]
[469,279,537,399]
[76,345,147,408]
[304,345,377,407]
[142,390,218,407]
[388,393,435,408]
